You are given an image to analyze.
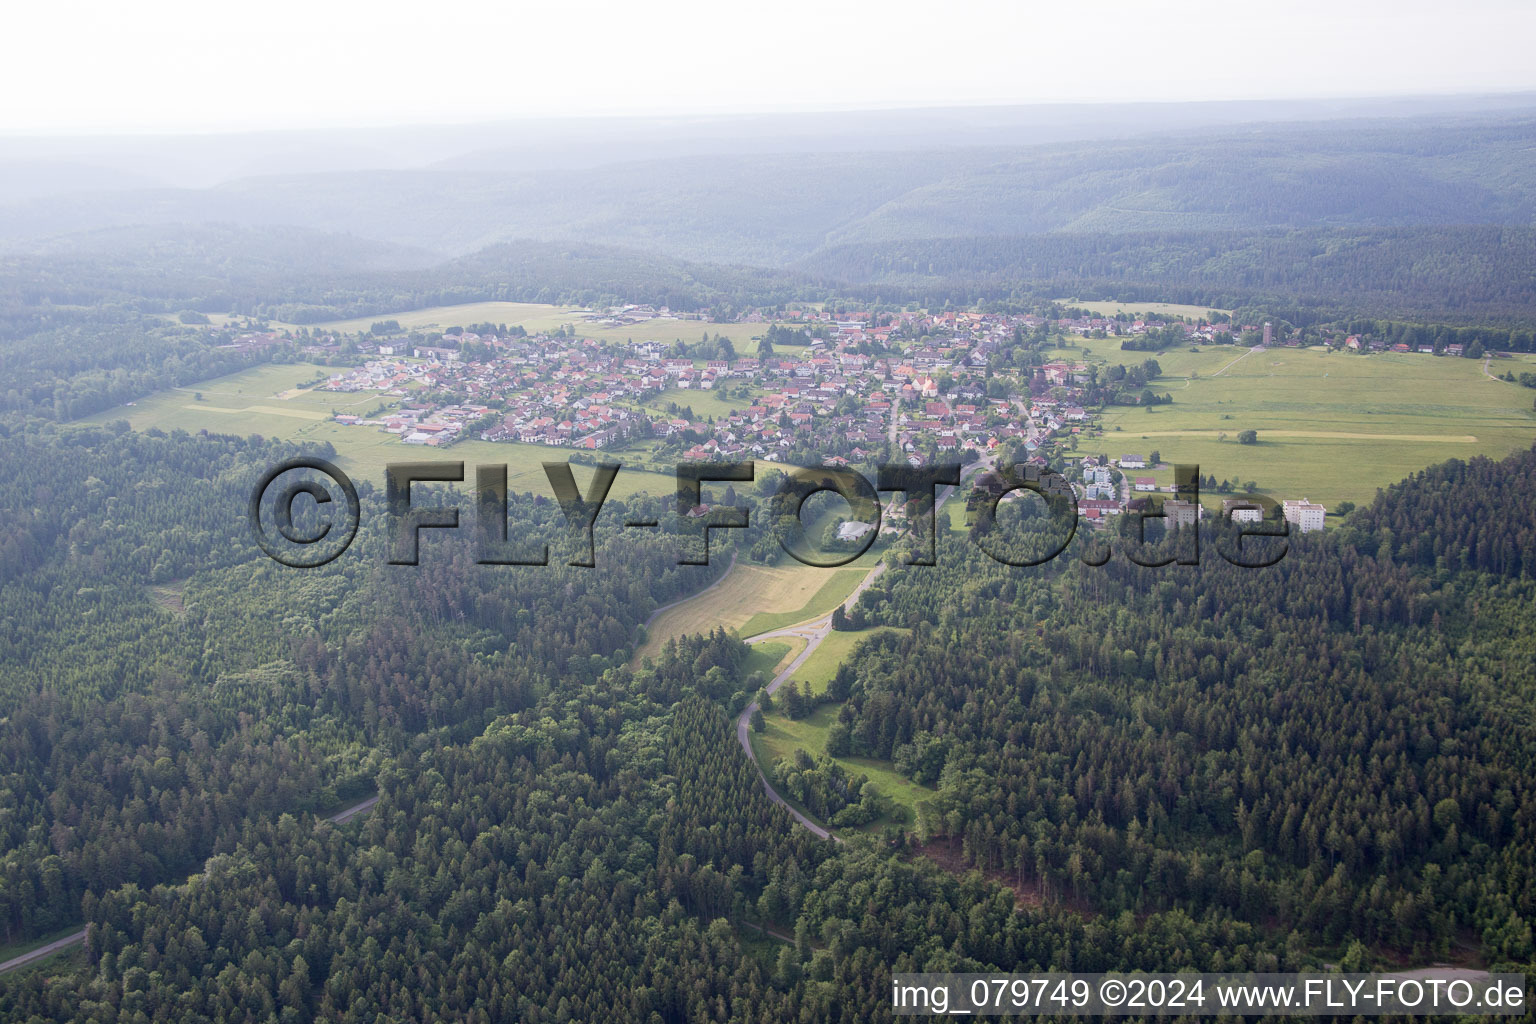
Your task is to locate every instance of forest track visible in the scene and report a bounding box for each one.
[0,794,382,976]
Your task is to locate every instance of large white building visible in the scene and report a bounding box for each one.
[1282,498,1326,533]
[1222,498,1264,524]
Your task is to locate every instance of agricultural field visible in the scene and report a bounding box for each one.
[638,562,866,657]
[84,361,678,499]
[302,301,810,355]
[1056,299,1232,319]
[1095,347,1536,509]
[304,302,586,336]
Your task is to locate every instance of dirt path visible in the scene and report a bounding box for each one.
[1212,344,1264,377]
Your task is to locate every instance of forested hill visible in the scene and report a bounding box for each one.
[840,445,1536,964]
[0,231,820,334]
[797,226,1536,322]
[0,430,1532,1018]
[3,111,1535,266]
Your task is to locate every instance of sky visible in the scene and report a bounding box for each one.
[5,0,1536,135]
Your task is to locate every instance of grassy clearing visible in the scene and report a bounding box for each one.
[789,626,906,696]
[751,705,933,831]
[738,568,866,638]
[741,640,795,682]
[1096,348,1536,509]
[643,386,760,419]
[638,562,864,657]
[749,625,926,832]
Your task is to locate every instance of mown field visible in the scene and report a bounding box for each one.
[638,562,867,658]
[84,361,678,499]
[1094,347,1536,509]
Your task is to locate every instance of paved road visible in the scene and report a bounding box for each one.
[0,929,89,976]
[0,792,382,976]
[326,793,380,824]
[732,459,988,842]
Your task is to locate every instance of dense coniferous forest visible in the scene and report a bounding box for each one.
[2,101,1536,1022]
[846,452,1536,964]
[0,412,1533,1021]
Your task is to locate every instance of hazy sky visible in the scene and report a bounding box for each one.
[7,0,1536,134]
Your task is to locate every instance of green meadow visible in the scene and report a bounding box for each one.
[751,703,933,833]
[790,626,906,696]
[84,361,676,499]
[742,640,795,682]
[747,625,928,833]
[302,301,807,355]
[1095,347,1536,509]
[642,386,761,419]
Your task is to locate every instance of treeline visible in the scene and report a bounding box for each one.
[0,319,291,420]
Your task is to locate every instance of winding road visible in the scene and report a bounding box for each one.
[732,461,987,842]
[0,793,382,976]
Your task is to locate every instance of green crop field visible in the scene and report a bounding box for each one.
[1094,348,1536,509]
[84,361,677,500]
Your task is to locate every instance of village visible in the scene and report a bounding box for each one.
[293,304,1330,529]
